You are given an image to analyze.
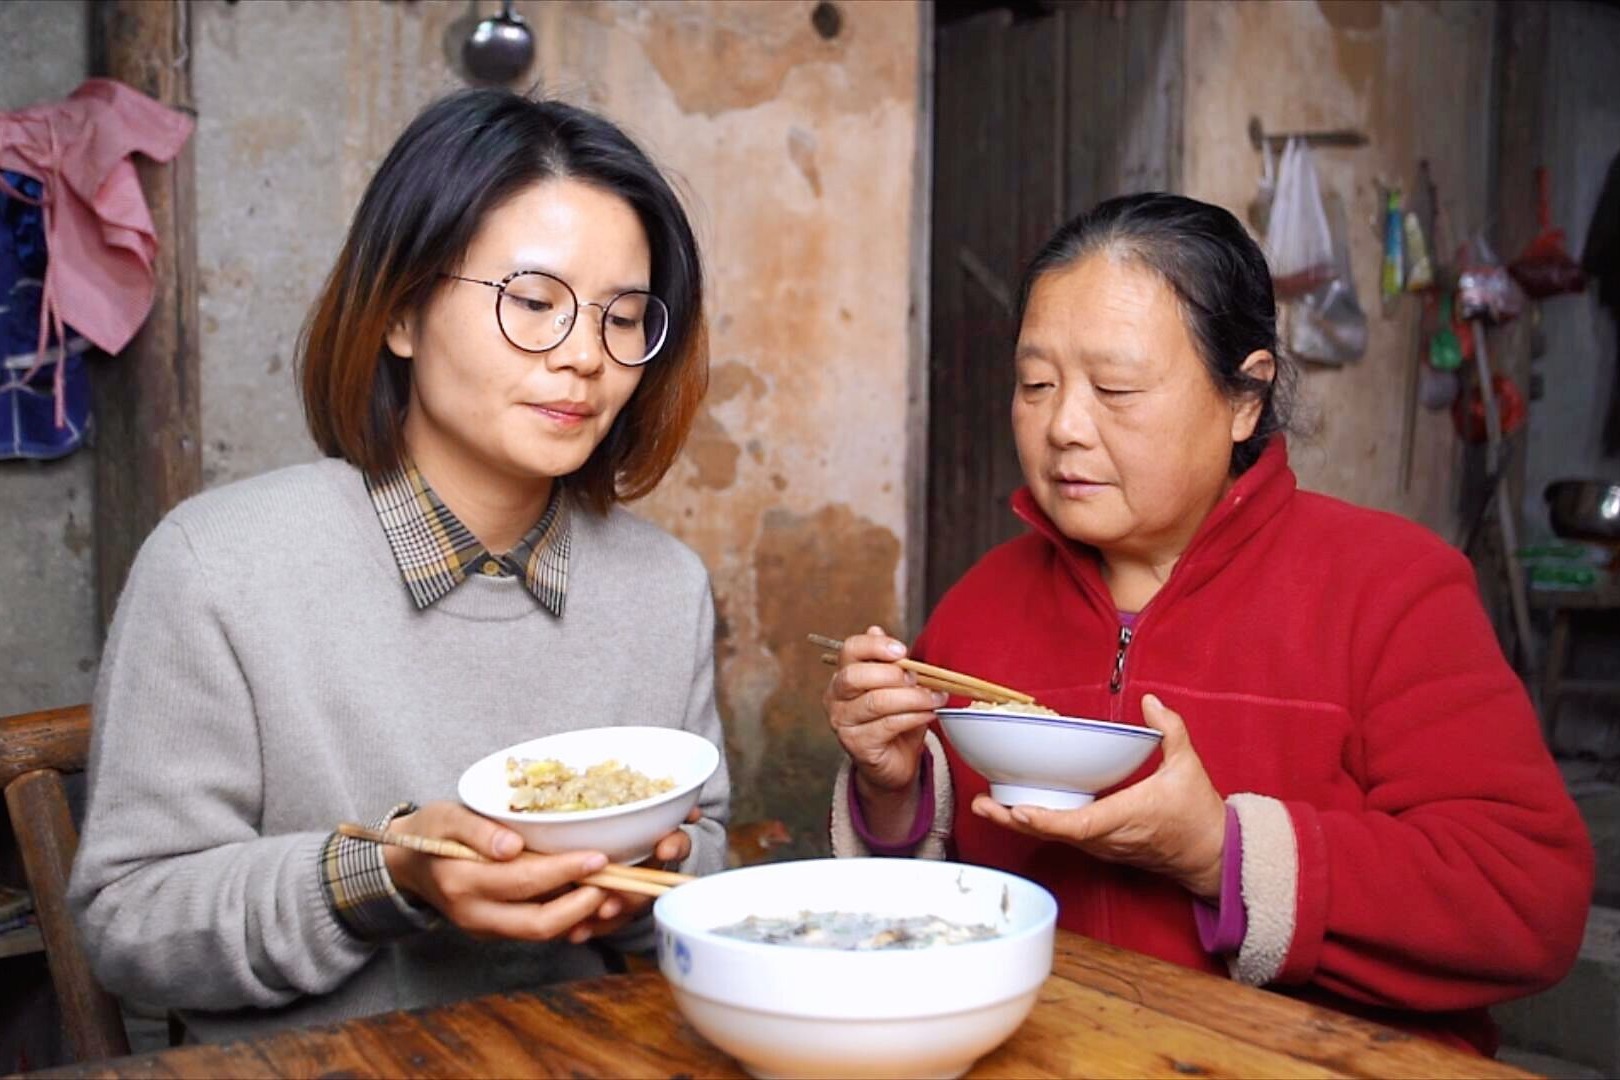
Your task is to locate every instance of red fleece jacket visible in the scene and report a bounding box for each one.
[917,440,1593,1053]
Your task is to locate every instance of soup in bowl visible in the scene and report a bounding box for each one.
[653,857,1057,1079]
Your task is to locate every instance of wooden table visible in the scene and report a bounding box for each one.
[42,931,1530,1079]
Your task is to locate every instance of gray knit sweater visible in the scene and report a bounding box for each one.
[67,459,730,1042]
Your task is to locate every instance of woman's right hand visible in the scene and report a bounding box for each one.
[382,801,618,941]
[824,625,948,797]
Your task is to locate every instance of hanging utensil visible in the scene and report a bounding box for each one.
[463,0,535,85]
[1509,167,1586,299]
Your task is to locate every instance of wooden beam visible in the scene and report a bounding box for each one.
[89,0,202,631]
[1489,0,1549,527]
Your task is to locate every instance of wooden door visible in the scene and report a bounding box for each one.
[926,0,1184,613]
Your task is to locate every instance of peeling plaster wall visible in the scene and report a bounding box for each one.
[1182,0,1497,538]
[192,0,923,857]
[0,0,98,716]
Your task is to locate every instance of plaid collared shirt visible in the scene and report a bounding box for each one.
[364,459,572,614]
[319,460,573,941]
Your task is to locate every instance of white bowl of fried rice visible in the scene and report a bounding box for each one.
[457,726,719,863]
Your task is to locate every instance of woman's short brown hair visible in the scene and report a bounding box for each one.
[298,90,707,512]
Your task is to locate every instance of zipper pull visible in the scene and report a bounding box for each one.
[1109,625,1133,693]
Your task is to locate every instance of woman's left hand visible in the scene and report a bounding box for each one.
[564,807,701,944]
[970,694,1227,899]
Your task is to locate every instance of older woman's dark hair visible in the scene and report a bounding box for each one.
[1018,192,1296,475]
[299,89,707,512]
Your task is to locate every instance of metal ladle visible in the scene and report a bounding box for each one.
[462,0,535,85]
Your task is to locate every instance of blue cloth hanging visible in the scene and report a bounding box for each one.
[1,168,92,460]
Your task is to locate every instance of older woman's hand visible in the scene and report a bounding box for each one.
[824,625,949,842]
[969,694,1227,899]
[384,801,617,941]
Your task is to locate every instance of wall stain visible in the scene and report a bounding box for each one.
[602,3,845,117]
[709,361,767,405]
[1316,0,1383,31]
[61,512,91,558]
[745,503,900,855]
[787,126,822,197]
[231,113,306,170]
[683,406,741,490]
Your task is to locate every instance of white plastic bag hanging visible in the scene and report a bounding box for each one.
[1266,139,1367,364]
[1267,139,1335,299]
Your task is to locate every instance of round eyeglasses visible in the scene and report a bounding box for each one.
[442,270,670,367]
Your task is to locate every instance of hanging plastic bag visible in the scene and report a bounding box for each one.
[1457,234,1525,325]
[1267,141,1367,364]
[1266,139,1336,299]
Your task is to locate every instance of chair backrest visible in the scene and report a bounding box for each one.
[1,704,130,1061]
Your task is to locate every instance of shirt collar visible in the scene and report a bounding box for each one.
[364,459,571,615]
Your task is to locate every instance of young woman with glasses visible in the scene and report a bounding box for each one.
[69,90,729,1040]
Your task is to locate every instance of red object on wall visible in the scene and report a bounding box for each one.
[1451,373,1527,443]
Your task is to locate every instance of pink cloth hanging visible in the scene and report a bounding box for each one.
[0,78,193,424]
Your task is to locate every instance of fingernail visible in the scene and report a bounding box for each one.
[932,691,949,706]
[495,833,521,857]
[583,853,608,872]
[885,641,906,657]
[971,803,988,817]
[1011,808,1032,824]
[1142,694,1160,710]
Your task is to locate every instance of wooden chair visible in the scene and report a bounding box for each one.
[0,704,130,1061]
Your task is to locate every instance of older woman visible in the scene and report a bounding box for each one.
[825,193,1591,1053]
[70,90,728,1040]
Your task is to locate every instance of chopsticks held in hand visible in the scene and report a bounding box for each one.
[334,823,693,898]
[806,633,1036,706]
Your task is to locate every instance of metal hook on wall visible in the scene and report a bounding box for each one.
[1248,116,1368,152]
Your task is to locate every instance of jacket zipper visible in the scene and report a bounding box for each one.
[1108,624,1134,721]
[1103,621,1137,935]
[1108,625,1134,693]
[1109,625,1133,693]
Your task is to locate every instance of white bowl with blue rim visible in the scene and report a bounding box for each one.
[457,726,718,864]
[654,857,1056,1079]
[937,706,1162,810]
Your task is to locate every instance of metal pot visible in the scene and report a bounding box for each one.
[462,0,535,85]
[1544,479,1620,542]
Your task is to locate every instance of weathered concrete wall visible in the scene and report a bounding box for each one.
[0,0,98,717]
[1182,0,1498,539]
[191,0,924,857]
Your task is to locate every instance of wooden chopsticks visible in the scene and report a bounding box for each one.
[806,633,1037,706]
[335,823,693,898]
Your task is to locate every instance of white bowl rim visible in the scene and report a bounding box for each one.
[459,726,719,824]
[936,707,1163,741]
[658,859,1059,955]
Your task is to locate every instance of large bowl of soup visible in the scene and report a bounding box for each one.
[653,857,1057,1079]
[457,726,719,864]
